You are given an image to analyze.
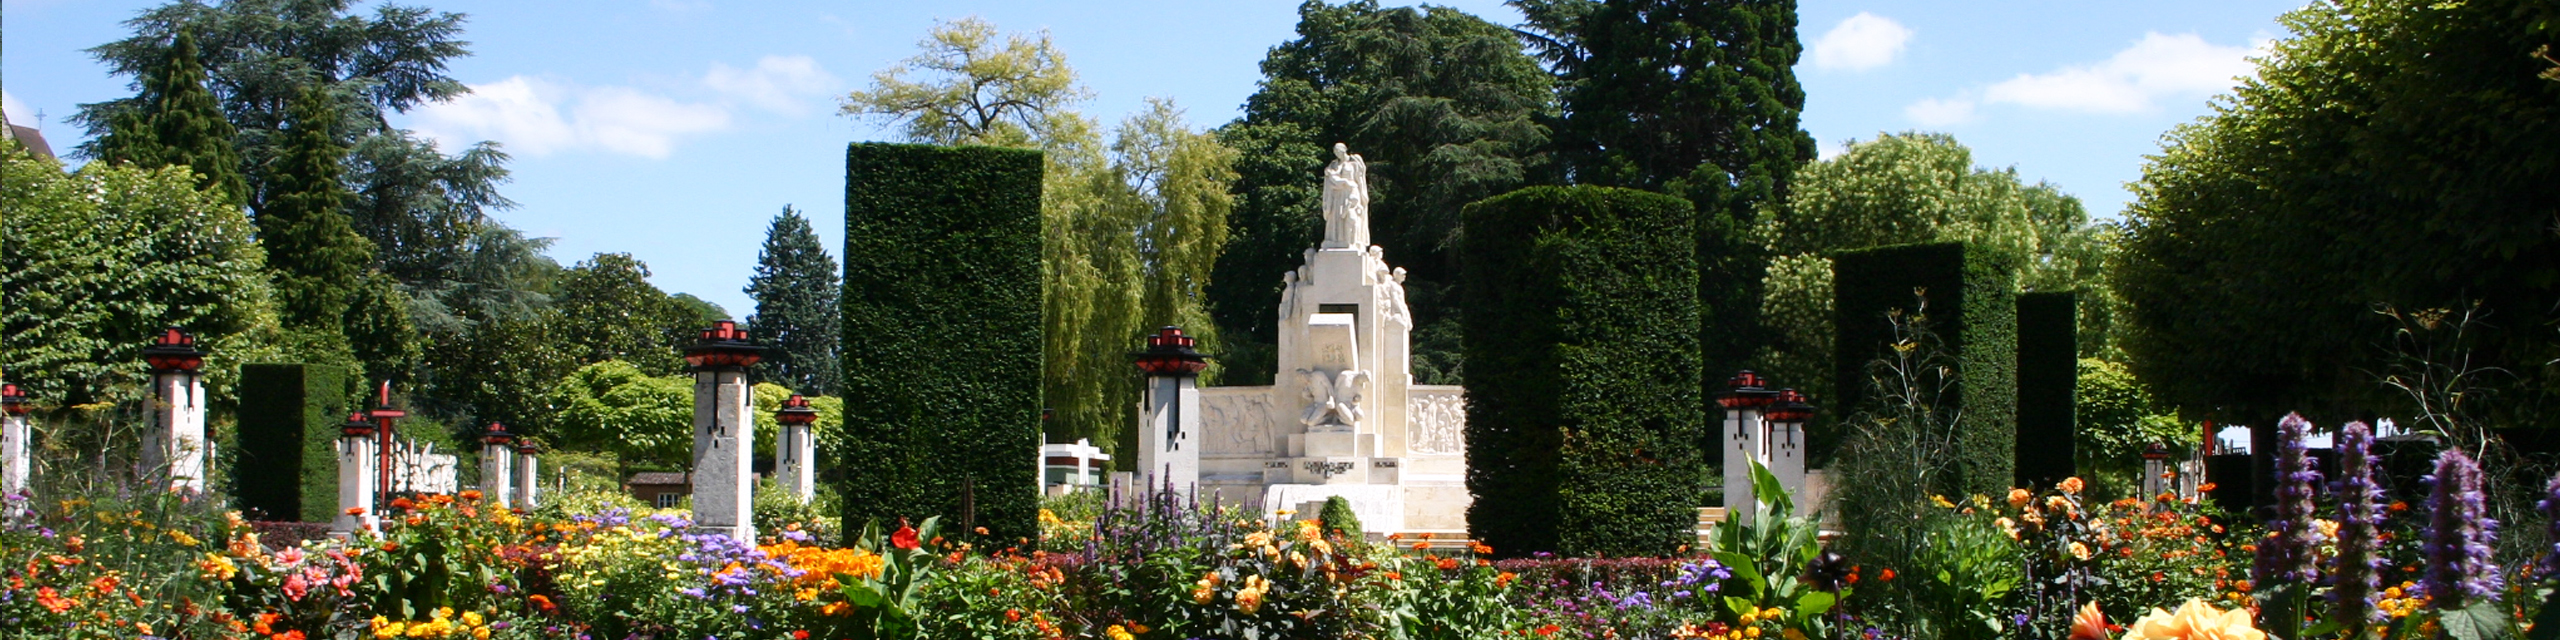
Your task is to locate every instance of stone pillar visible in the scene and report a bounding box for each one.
[513,442,541,510]
[1717,372,1778,527]
[1134,327,1208,493]
[685,321,763,541]
[774,394,819,501]
[1763,389,1816,502]
[140,329,209,491]
[2141,443,2170,498]
[334,414,378,535]
[478,423,515,509]
[3,384,30,515]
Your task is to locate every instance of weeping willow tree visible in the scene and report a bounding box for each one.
[842,18,1236,464]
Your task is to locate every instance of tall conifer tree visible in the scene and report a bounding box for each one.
[90,32,249,207]
[746,206,844,395]
[1518,0,1818,404]
[260,86,374,330]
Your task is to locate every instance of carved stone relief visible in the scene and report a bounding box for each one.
[1407,390,1465,455]
[1202,393,1276,456]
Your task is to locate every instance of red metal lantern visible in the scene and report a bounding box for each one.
[341,413,376,439]
[776,394,821,426]
[1133,326,1209,377]
[514,441,541,456]
[683,320,766,371]
[1764,388,1816,424]
[2,384,28,416]
[2142,442,2171,462]
[481,422,515,446]
[141,328,206,373]
[1717,370,1781,409]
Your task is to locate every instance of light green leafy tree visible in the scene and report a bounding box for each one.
[843,18,1236,463]
[1754,133,2117,411]
[541,360,692,472]
[749,382,844,470]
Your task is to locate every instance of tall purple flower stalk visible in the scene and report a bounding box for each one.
[2535,473,2560,581]
[2328,421,2387,624]
[2421,448,2502,608]
[2254,413,2324,585]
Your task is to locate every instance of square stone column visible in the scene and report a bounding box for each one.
[1134,327,1208,494]
[684,321,764,541]
[334,417,378,536]
[513,443,540,509]
[1717,372,1779,527]
[478,424,515,509]
[3,384,29,516]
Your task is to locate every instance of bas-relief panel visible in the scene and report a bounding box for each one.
[1203,391,1277,456]
[1406,389,1465,456]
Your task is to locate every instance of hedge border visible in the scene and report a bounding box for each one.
[1831,242,2018,495]
[2014,291,2078,488]
[234,363,349,522]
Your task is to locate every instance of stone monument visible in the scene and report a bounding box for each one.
[140,329,210,491]
[1167,144,1471,536]
[684,321,763,541]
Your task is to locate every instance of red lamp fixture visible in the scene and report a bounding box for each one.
[1133,326,1209,377]
[341,413,376,439]
[2,384,28,416]
[481,422,515,446]
[775,394,820,427]
[684,320,765,371]
[141,328,206,373]
[1764,388,1816,424]
[514,441,541,456]
[2142,442,2171,462]
[1716,370,1781,409]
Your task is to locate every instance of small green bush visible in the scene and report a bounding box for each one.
[1318,495,1362,540]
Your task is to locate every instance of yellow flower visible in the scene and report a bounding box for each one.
[1931,495,1955,508]
[198,553,240,581]
[1995,518,2020,540]
[2070,542,2093,561]
[1108,625,1136,640]
[1747,627,1764,638]
[166,530,202,547]
[2123,599,2264,640]
[1785,629,1808,640]
[1740,611,1760,625]
[375,622,406,639]
[462,611,483,627]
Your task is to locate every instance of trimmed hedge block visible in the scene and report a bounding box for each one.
[234,363,349,522]
[1831,242,2017,496]
[2014,291,2078,488]
[837,143,1044,544]
[1461,186,1703,558]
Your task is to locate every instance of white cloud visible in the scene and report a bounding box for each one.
[2,89,32,126]
[704,55,840,115]
[1811,13,1913,71]
[1904,96,1977,126]
[1981,32,2257,113]
[411,76,728,159]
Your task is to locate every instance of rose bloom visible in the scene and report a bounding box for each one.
[2123,599,2263,640]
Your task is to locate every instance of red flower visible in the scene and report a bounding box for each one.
[1535,624,1562,636]
[792,631,810,640]
[1878,568,1896,582]
[892,520,921,551]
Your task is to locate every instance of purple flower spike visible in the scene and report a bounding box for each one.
[2254,413,2324,585]
[2421,447,2502,608]
[2538,471,2560,581]
[2328,421,2387,624]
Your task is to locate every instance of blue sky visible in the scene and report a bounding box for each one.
[3,0,2302,317]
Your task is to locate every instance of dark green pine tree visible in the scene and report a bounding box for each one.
[746,206,844,395]
[259,86,376,330]
[1518,0,1818,402]
[89,32,250,207]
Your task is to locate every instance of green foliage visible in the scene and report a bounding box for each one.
[87,32,249,207]
[416,306,576,439]
[234,363,351,522]
[261,85,376,333]
[1212,0,1556,385]
[840,17,1088,147]
[748,206,844,395]
[2014,292,2077,488]
[1833,242,2018,496]
[838,143,1044,544]
[555,253,690,375]
[1516,0,1818,398]
[1,145,285,408]
[751,381,844,470]
[1461,186,1702,557]
[2075,358,2192,492]
[2118,0,2560,425]
[1757,133,2116,447]
[1317,496,1363,540]
[1711,462,1835,634]
[542,360,693,470]
[1910,513,2024,640]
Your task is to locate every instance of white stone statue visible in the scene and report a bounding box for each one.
[1379,267,1411,328]
[1321,143,1369,249]
[1296,368,1370,428]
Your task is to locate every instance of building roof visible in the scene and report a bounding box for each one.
[626,471,690,486]
[4,123,54,161]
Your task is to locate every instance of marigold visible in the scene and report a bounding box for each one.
[2059,477,2086,494]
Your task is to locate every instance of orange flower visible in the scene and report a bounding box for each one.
[344,507,366,516]
[2059,477,2086,494]
[1879,568,1896,582]
[389,497,416,510]
[34,587,76,613]
[1472,542,1494,555]
[1435,557,1461,571]
[460,490,483,501]
[2071,602,2110,640]
[1496,571,1517,588]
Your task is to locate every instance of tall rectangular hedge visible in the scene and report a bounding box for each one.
[2014,291,2078,488]
[234,363,349,522]
[1460,186,1702,558]
[838,143,1043,544]
[1831,242,2017,496]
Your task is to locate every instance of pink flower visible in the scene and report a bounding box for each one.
[282,573,311,602]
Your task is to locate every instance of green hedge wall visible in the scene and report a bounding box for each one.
[837,143,1043,544]
[1461,186,1703,558]
[234,363,348,522]
[2014,291,2078,488]
[1831,242,2017,496]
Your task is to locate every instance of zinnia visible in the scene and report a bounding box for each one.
[2070,602,2109,640]
[2122,599,2263,640]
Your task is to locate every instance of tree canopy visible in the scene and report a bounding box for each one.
[2117,0,2560,428]
[541,359,694,471]
[554,253,693,376]
[746,206,843,396]
[87,32,249,207]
